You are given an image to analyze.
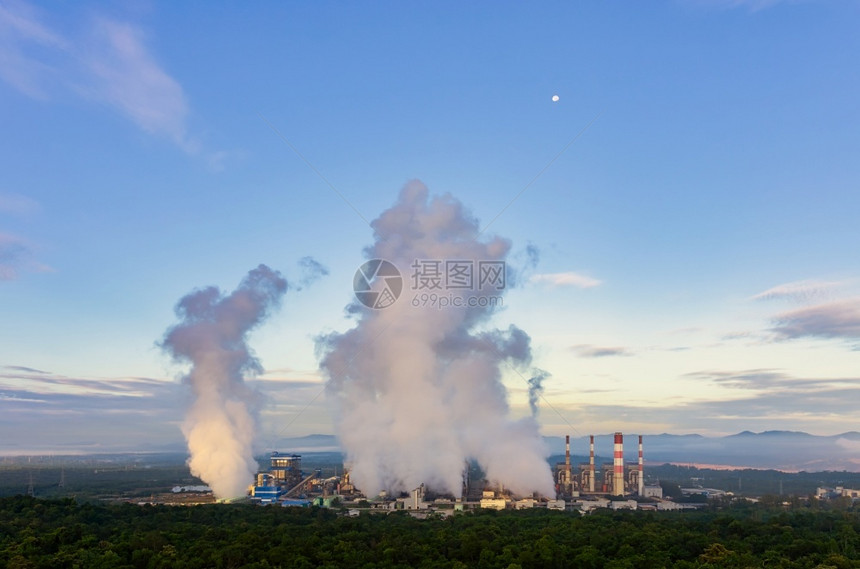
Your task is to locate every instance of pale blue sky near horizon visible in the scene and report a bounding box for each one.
[2,0,860,454]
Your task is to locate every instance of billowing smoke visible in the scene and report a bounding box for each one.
[318,181,555,498]
[161,265,288,499]
[527,369,550,417]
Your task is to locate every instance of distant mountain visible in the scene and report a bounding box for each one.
[269,434,339,453]
[267,431,860,472]
[540,432,860,473]
[9,431,854,472]
[836,431,860,440]
[727,430,814,438]
[729,430,756,437]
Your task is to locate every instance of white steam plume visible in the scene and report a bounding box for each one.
[318,181,555,498]
[161,264,288,499]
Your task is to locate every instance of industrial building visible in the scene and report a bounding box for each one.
[556,433,649,497]
[250,452,325,505]
[252,432,664,511]
[269,452,303,490]
[815,487,860,501]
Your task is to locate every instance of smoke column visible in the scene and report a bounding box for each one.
[319,181,554,498]
[527,369,550,417]
[161,265,288,499]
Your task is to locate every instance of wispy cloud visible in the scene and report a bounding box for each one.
[0,193,49,281]
[566,378,860,438]
[297,256,330,289]
[0,232,51,280]
[669,326,703,336]
[752,279,843,304]
[1,365,50,374]
[571,344,632,358]
[0,366,186,451]
[0,387,185,453]
[0,367,174,397]
[771,297,860,341]
[0,1,196,152]
[684,0,791,12]
[0,392,47,404]
[81,18,192,149]
[686,368,860,393]
[0,233,28,280]
[721,331,756,341]
[686,368,790,389]
[0,365,330,452]
[530,271,601,289]
[0,192,40,216]
[0,0,67,98]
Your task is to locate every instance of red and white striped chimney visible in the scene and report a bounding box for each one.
[613,432,624,496]
[638,435,644,495]
[589,435,595,492]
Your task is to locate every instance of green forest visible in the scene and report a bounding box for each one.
[1,496,858,569]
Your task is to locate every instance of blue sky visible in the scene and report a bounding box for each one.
[2,0,860,454]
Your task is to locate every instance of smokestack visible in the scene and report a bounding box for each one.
[589,435,595,492]
[638,435,644,496]
[613,432,624,496]
[565,435,570,470]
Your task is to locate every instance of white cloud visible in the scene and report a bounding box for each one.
[81,18,192,149]
[530,271,601,289]
[0,0,67,98]
[0,1,195,151]
[752,279,843,304]
[0,1,64,46]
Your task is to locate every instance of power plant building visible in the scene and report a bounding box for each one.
[252,452,322,505]
[555,432,649,497]
[269,453,303,489]
[257,433,651,509]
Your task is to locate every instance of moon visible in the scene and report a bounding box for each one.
[552,95,560,102]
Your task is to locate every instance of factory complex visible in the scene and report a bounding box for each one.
[248,433,685,513]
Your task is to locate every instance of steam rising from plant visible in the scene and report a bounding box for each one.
[319,181,555,498]
[527,369,550,417]
[161,265,288,499]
